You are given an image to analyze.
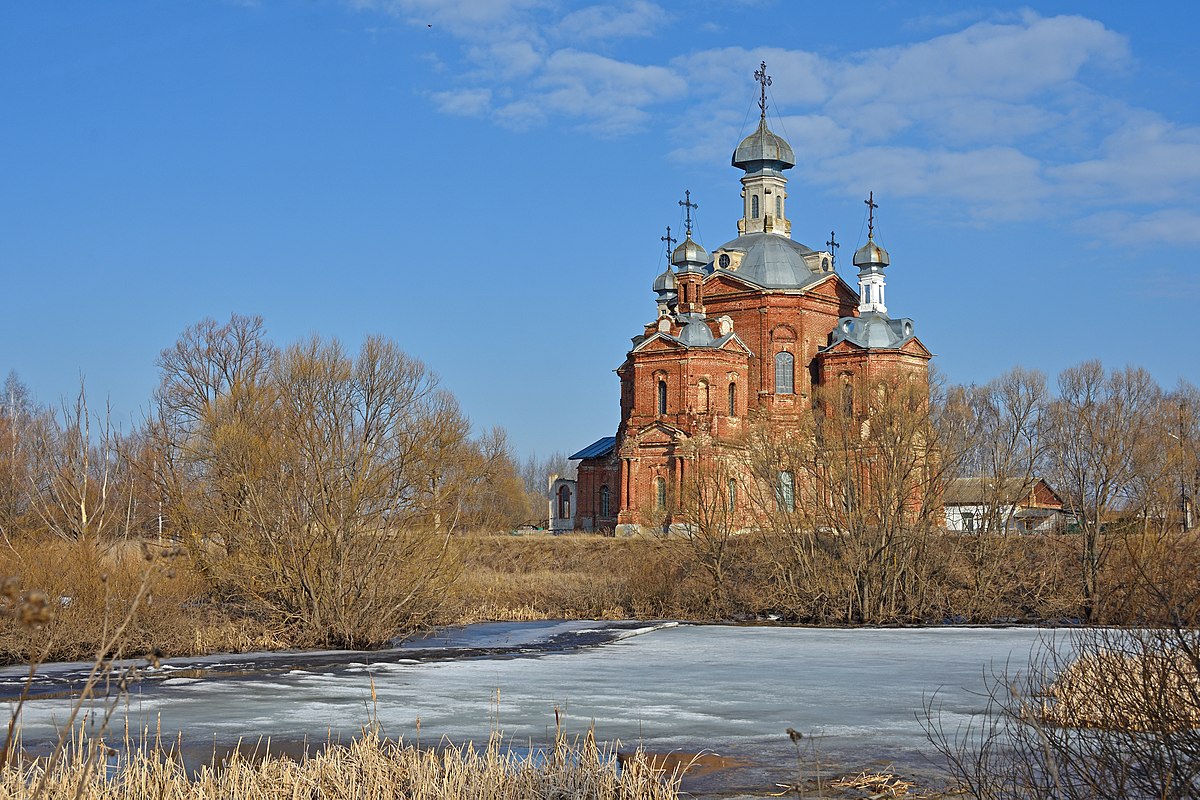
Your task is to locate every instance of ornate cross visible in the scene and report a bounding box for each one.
[864,191,878,239]
[678,190,698,237]
[754,60,771,118]
[661,225,676,262]
[826,230,840,266]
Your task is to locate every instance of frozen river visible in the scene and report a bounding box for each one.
[2,621,1057,795]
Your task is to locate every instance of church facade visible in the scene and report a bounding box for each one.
[567,66,932,534]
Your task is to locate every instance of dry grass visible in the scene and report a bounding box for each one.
[0,730,681,800]
[1041,649,1200,732]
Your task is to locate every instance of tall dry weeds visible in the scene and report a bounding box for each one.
[0,729,681,800]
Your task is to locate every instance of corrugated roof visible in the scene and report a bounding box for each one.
[569,436,617,461]
[944,477,1037,506]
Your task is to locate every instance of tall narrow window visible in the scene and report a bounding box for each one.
[728,478,737,513]
[698,380,709,413]
[777,471,795,512]
[774,352,794,395]
[842,382,854,416]
[728,382,737,416]
[657,380,667,415]
[600,485,610,517]
[655,477,666,509]
[751,195,760,219]
[775,195,782,218]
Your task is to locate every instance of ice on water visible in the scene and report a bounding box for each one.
[9,622,1048,778]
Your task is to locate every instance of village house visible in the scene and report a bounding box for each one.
[942,477,1068,533]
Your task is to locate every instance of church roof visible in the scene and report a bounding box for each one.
[569,436,617,461]
[824,311,917,351]
[732,118,795,170]
[712,233,824,290]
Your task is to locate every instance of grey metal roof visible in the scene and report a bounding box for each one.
[853,239,890,269]
[569,436,617,461]
[678,317,715,347]
[671,236,709,269]
[712,233,823,290]
[652,268,677,293]
[823,311,917,351]
[732,118,796,170]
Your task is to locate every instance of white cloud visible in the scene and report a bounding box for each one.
[498,50,685,136]
[819,146,1048,221]
[555,2,667,43]
[1075,209,1200,246]
[431,88,492,116]
[347,3,1199,243]
[1049,116,1200,204]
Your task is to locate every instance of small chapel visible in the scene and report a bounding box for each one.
[563,64,932,535]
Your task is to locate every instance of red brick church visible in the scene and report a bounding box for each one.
[565,64,932,534]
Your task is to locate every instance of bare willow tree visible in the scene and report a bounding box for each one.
[146,316,469,646]
[27,385,128,543]
[668,441,744,614]
[0,373,43,539]
[1043,362,1163,623]
[966,367,1050,533]
[745,368,960,623]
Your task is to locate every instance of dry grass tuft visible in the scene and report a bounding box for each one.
[0,730,681,799]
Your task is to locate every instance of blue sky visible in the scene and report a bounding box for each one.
[2,1,1198,459]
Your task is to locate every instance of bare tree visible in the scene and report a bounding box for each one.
[27,384,127,543]
[1044,362,1163,623]
[745,368,959,623]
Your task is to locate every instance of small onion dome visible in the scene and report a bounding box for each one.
[652,268,677,293]
[852,239,890,269]
[678,317,715,347]
[671,236,709,270]
[732,118,796,170]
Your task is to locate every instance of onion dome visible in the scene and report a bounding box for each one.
[852,239,890,269]
[678,317,715,347]
[732,118,795,171]
[671,236,709,272]
[652,268,677,293]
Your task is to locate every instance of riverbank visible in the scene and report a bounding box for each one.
[3,530,1192,665]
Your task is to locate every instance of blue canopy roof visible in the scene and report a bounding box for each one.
[569,436,617,460]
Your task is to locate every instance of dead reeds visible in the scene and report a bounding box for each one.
[0,729,681,800]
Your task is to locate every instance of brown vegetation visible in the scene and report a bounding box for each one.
[0,730,680,800]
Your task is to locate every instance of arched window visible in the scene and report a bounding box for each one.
[557,485,571,519]
[698,379,709,413]
[655,477,667,509]
[728,478,737,513]
[777,471,795,512]
[775,352,794,395]
[775,195,782,218]
[657,379,667,415]
[751,195,760,219]
[842,382,854,416]
[600,485,610,517]
[728,382,737,416]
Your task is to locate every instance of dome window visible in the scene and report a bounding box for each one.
[719,253,731,269]
[751,195,760,219]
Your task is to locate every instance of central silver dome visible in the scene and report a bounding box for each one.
[713,233,822,289]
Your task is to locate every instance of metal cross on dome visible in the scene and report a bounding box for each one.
[678,190,698,237]
[661,225,677,263]
[826,230,840,267]
[754,61,771,118]
[865,191,879,239]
